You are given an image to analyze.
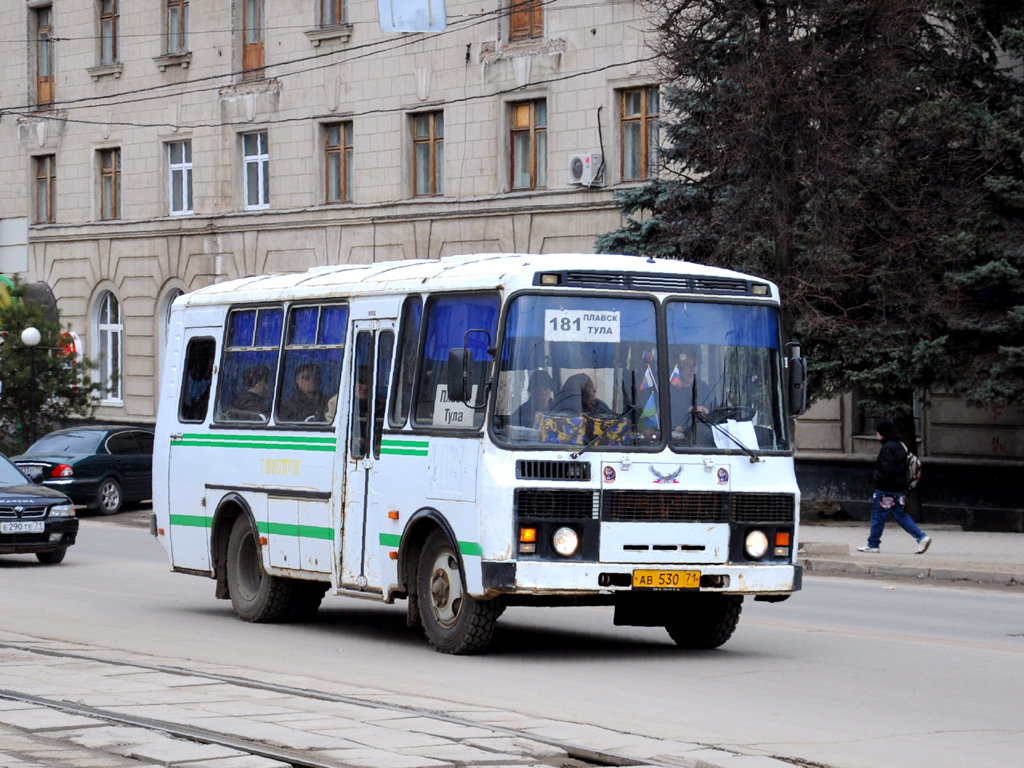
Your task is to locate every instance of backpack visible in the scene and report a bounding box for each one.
[901,442,922,490]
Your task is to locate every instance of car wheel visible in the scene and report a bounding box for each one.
[96,478,123,515]
[36,548,67,565]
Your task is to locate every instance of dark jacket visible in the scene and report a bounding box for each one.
[873,436,908,492]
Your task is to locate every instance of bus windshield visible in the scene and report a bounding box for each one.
[493,294,789,452]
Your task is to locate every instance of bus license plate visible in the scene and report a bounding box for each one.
[0,521,45,534]
[632,569,700,590]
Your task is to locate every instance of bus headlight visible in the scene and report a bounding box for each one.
[551,527,579,557]
[744,530,769,559]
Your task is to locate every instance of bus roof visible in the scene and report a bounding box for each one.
[174,253,780,307]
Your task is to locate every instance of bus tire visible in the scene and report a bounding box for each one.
[226,515,294,623]
[417,529,499,655]
[665,594,743,649]
[287,581,329,622]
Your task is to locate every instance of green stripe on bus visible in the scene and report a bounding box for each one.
[256,521,334,540]
[183,433,335,444]
[378,532,482,558]
[380,438,429,457]
[176,438,333,450]
[169,514,212,528]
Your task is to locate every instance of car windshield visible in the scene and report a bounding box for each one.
[25,430,104,455]
[0,456,30,486]
[665,301,789,452]
[493,294,660,448]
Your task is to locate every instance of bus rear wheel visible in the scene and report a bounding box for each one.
[665,594,743,649]
[417,529,499,654]
[226,516,294,623]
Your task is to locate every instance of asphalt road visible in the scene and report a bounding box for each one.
[2,508,1022,768]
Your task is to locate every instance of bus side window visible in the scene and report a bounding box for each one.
[413,293,499,429]
[373,330,395,458]
[276,303,347,425]
[215,308,283,423]
[179,338,216,423]
[389,296,421,428]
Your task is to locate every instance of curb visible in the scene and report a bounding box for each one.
[799,553,1024,586]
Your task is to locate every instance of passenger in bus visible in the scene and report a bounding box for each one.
[230,364,271,418]
[279,363,330,422]
[511,370,556,427]
[551,373,612,415]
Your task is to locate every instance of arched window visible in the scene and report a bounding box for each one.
[157,287,184,396]
[96,291,123,402]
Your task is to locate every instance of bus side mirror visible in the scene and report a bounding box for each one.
[447,348,472,403]
[786,342,808,416]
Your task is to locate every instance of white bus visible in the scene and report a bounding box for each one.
[152,253,807,654]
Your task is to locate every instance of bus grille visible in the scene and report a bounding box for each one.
[514,489,598,520]
[516,460,591,481]
[730,493,796,523]
[601,491,728,523]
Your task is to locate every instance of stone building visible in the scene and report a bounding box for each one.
[1,0,1020,528]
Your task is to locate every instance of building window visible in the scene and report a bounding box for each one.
[168,141,193,215]
[167,0,189,53]
[97,291,123,402]
[35,155,56,224]
[243,131,269,210]
[621,87,660,181]
[321,0,347,26]
[35,7,54,107]
[100,0,119,65]
[413,112,444,196]
[325,123,353,203]
[243,0,265,75]
[100,148,121,220]
[510,100,546,190]
[509,0,542,42]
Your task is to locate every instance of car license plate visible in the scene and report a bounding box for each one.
[632,569,701,590]
[19,465,43,480]
[0,521,45,534]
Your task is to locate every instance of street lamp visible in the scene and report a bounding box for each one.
[21,327,41,445]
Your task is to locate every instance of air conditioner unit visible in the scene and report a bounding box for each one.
[568,153,605,187]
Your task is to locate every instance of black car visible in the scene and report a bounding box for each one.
[0,454,78,564]
[12,426,154,515]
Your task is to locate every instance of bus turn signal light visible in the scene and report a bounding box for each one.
[519,527,537,554]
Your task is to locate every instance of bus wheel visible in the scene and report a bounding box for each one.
[287,581,329,622]
[665,594,743,649]
[226,516,294,623]
[417,529,499,654]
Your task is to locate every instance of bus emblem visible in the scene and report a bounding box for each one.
[649,466,682,484]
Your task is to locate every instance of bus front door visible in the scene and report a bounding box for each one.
[341,320,396,589]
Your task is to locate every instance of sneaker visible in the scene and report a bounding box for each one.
[857,546,880,553]
[916,535,932,554]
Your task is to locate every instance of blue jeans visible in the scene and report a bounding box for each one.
[868,490,925,548]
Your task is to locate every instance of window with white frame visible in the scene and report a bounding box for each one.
[621,86,660,181]
[168,140,193,215]
[96,291,123,402]
[243,131,269,209]
[100,0,120,65]
[167,0,189,53]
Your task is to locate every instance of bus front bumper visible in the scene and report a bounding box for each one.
[481,560,801,597]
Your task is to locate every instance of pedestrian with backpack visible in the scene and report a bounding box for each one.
[857,419,932,554]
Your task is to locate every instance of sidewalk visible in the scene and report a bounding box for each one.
[799,522,1024,586]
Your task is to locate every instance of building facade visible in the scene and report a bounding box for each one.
[1,0,1020,528]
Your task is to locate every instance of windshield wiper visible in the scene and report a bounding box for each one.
[692,410,763,463]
